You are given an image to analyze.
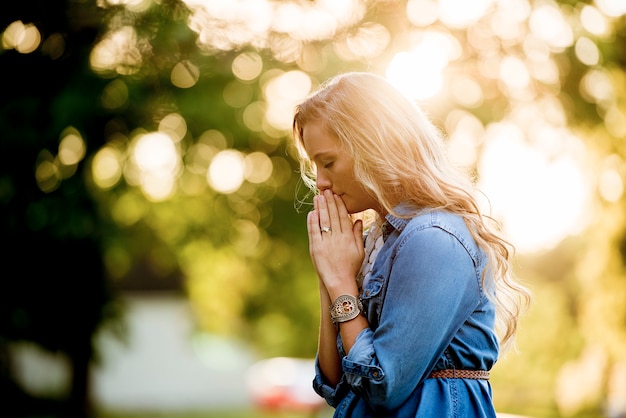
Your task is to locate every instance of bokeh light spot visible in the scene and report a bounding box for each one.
[529,4,574,49]
[131,132,180,201]
[232,52,263,82]
[208,149,245,194]
[171,60,200,88]
[244,152,273,184]
[92,147,124,190]
[580,5,609,36]
[243,101,266,132]
[2,21,41,53]
[35,150,62,193]
[499,56,531,90]
[41,33,65,60]
[89,26,142,75]
[58,127,86,166]
[264,70,312,131]
[101,79,129,110]
[594,0,626,18]
[406,0,438,27]
[438,0,493,28]
[345,22,390,59]
[223,80,254,108]
[159,113,187,143]
[599,167,623,203]
[575,36,600,66]
[451,77,484,108]
[580,68,614,104]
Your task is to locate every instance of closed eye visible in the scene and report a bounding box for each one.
[323,161,334,169]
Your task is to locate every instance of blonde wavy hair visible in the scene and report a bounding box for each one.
[292,71,531,351]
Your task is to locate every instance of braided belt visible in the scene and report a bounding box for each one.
[428,369,490,380]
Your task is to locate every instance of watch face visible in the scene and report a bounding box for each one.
[330,295,361,323]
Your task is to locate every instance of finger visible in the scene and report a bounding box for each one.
[323,190,342,232]
[353,219,364,255]
[307,210,320,263]
[307,208,320,239]
[316,194,332,234]
[333,193,353,237]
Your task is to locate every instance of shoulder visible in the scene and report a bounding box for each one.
[392,210,483,266]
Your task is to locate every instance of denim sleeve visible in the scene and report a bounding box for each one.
[341,226,483,412]
[312,337,354,407]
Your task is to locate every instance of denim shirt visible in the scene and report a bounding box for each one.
[313,208,499,417]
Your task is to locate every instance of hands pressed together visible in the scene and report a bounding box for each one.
[307,190,364,297]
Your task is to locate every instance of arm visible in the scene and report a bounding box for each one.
[307,190,367,385]
[316,279,341,385]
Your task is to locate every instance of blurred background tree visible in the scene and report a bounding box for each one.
[1,0,625,417]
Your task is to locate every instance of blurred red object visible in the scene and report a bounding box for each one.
[246,357,326,414]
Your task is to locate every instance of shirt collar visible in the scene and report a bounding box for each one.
[384,202,426,234]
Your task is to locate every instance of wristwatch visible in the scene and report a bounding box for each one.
[329,294,363,324]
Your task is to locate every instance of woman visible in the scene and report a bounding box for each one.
[292,72,531,417]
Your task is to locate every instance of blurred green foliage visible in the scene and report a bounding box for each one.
[1,0,626,417]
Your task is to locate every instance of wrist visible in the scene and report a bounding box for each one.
[329,294,363,325]
[325,280,359,302]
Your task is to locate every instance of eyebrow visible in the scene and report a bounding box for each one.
[310,150,335,162]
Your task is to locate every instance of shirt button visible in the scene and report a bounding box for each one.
[372,371,379,377]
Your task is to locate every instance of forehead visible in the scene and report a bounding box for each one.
[302,121,340,159]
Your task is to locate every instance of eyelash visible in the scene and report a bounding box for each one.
[323,162,334,169]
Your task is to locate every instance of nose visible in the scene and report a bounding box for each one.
[316,171,331,193]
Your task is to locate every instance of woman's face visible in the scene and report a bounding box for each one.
[302,121,381,215]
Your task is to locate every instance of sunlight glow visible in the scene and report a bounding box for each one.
[263,70,312,131]
[438,0,493,28]
[446,110,484,168]
[183,0,365,60]
[386,31,460,100]
[345,22,390,59]
[478,122,591,253]
[529,4,574,49]
[406,0,438,27]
